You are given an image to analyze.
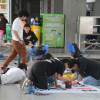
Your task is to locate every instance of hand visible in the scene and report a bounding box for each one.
[27,36,31,40]
[29,81,33,86]
[76,82,82,85]
[29,41,32,44]
[56,85,61,88]
[19,40,24,45]
[63,78,72,83]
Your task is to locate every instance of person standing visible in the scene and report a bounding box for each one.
[0,10,29,72]
[0,13,8,35]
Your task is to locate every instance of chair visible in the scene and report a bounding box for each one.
[28,44,49,64]
[67,42,84,57]
[67,42,76,53]
[17,44,49,64]
[0,54,7,58]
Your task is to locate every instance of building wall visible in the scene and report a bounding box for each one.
[11,0,40,23]
[63,0,86,53]
[41,0,86,53]
[94,0,100,16]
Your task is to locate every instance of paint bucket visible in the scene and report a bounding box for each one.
[65,81,72,89]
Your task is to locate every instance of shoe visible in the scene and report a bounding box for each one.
[20,76,30,90]
[0,67,6,72]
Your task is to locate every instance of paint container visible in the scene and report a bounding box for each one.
[65,81,72,89]
[28,86,35,94]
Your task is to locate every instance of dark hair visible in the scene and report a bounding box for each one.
[42,53,53,60]
[72,52,83,59]
[0,13,4,17]
[24,24,30,28]
[60,58,71,67]
[60,58,70,63]
[69,59,78,68]
[18,10,29,17]
[18,63,27,71]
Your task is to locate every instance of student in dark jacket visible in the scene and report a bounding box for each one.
[17,24,38,63]
[69,57,100,85]
[0,14,8,35]
[28,58,73,89]
[23,24,38,46]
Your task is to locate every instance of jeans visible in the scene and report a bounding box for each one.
[17,47,33,63]
[83,76,100,86]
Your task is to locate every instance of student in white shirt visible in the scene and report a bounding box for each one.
[0,10,29,72]
[0,63,27,85]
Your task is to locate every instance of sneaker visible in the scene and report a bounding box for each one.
[0,67,6,72]
[20,76,30,90]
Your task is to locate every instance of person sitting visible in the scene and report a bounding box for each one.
[0,14,8,35]
[23,24,38,46]
[17,24,38,63]
[0,63,27,85]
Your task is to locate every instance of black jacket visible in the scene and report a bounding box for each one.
[78,57,100,80]
[23,30,38,45]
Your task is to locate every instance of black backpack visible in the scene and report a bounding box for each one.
[72,43,82,58]
[35,45,46,55]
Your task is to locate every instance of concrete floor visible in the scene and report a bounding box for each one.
[0,84,100,100]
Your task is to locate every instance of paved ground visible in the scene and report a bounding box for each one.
[0,84,100,100]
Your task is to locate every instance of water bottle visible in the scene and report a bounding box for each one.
[47,82,50,90]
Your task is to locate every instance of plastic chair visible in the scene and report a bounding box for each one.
[67,42,75,53]
[17,44,49,64]
[0,54,7,58]
[28,44,49,64]
[67,42,84,55]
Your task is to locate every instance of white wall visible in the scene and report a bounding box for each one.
[87,0,95,3]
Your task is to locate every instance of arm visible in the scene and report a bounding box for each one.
[54,73,61,88]
[57,74,76,82]
[77,74,83,83]
[63,70,72,75]
[13,30,24,44]
[31,32,38,45]
[54,73,57,87]
[23,37,29,45]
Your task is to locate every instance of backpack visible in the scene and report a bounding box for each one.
[72,43,80,53]
[72,43,81,58]
[34,45,46,55]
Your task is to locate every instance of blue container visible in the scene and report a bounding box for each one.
[28,86,35,94]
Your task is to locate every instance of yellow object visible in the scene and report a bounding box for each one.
[30,25,41,47]
[63,74,74,78]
